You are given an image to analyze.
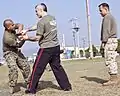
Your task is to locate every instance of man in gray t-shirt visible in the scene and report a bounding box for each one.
[21,3,71,95]
[99,3,119,86]
[36,15,59,48]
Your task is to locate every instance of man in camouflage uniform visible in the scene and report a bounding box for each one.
[2,19,31,93]
[99,3,119,86]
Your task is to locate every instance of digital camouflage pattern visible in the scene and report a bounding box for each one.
[4,50,31,87]
[104,38,118,74]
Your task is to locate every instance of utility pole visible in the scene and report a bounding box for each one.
[77,30,80,58]
[73,31,77,58]
[62,34,65,49]
[69,18,80,58]
[85,0,93,58]
[82,37,86,57]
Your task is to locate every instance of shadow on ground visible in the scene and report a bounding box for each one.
[17,80,60,93]
[17,82,27,89]
[37,81,61,92]
[81,76,108,84]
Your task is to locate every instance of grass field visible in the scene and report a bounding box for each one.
[0,57,120,96]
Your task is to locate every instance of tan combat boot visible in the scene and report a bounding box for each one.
[9,86,16,94]
[9,86,21,94]
[103,74,120,86]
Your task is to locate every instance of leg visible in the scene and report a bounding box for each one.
[26,48,51,94]
[104,38,118,74]
[103,38,119,86]
[16,51,31,84]
[4,51,18,93]
[49,46,71,90]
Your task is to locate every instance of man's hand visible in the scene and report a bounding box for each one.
[101,43,105,49]
[21,29,28,35]
[22,34,29,40]
[100,43,105,58]
[18,34,29,40]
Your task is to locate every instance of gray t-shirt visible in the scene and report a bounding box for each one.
[101,13,117,43]
[36,15,59,48]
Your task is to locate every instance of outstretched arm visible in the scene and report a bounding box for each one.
[21,24,37,35]
[27,24,37,32]
[21,21,44,42]
[22,34,42,42]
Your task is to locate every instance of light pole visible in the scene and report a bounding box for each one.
[61,34,65,49]
[70,18,80,58]
[85,0,93,58]
[82,37,86,57]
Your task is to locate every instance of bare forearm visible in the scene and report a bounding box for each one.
[27,35,42,42]
[27,25,37,32]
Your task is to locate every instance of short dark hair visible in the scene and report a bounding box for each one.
[35,3,47,12]
[41,3,47,12]
[3,19,13,28]
[98,3,109,10]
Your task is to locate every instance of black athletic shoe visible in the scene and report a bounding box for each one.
[25,89,36,94]
[63,86,72,91]
[25,89,31,94]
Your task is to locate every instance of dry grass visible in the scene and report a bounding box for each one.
[0,57,120,96]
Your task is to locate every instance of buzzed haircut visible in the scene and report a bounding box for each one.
[3,19,13,28]
[35,3,47,12]
[98,3,110,10]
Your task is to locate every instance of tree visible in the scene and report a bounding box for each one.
[85,45,99,58]
[92,45,98,57]
[85,48,90,58]
[80,50,84,57]
[71,50,75,58]
[99,45,104,57]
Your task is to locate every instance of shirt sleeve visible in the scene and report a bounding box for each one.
[36,21,44,36]
[102,17,111,43]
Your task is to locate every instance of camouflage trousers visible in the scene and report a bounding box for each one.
[104,38,118,74]
[4,50,31,87]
